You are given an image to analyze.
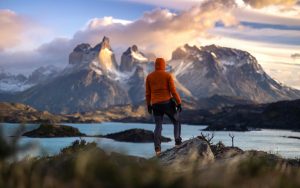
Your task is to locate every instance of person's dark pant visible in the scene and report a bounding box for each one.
[152,100,182,151]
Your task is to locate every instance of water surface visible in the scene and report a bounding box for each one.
[1,122,300,159]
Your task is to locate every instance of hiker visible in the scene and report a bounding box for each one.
[145,58,182,156]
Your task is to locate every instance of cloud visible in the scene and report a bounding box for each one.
[0,37,71,74]
[0,10,32,51]
[127,0,300,26]
[291,53,300,59]
[211,25,300,45]
[0,0,239,74]
[242,0,297,8]
[72,0,238,59]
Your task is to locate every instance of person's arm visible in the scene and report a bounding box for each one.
[169,75,181,105]
[145,76,151,105]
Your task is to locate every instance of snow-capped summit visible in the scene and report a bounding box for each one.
[68,36,118,75]
[0,65,61,93]
[2,36,300,113]
[119,45,148,72]
[0,70,29,93]
[169,44,300,102]
[27,65,60,84]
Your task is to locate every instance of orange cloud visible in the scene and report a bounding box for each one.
[74,0,238,59]
[0,10,32,51]
[243,0,297,8]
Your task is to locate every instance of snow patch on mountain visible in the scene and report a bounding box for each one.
[131,51,148,62]
[0,82,33,93]
[169,60,193,77]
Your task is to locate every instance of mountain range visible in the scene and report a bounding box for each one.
[1,36,300,113]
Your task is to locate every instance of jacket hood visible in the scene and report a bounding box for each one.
[155,58,166,71]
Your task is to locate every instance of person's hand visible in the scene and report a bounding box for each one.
[147,105,152,114]
[177,104,182,112]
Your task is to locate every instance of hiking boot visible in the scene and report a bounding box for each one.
[155,147,161,157]
[175,140,182,148]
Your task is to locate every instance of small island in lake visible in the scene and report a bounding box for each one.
[23,124,86,138]
[101,128,172,143]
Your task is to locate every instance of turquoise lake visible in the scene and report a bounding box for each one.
[1,122,300,159]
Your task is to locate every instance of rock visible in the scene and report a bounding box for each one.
[23,124,86,137]
[119,45,148,72]
[203,124,249,131]
[128,66,145,104]
[157,137,214,168]
[102,128,171,143]
[210,144,244,159]
[282,136,300,140]
[97,36,118,72]
[169,44,300,103]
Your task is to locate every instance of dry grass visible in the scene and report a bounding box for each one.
[0,132,300,188]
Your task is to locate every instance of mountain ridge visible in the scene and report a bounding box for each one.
[0,36,299,113]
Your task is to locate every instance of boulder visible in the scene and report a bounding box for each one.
[102,128,171,143]
[157,137,214,169]
[23,124,86,137]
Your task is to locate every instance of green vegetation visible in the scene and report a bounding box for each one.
[0,131,300,187]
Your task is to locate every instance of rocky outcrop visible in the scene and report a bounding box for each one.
[157,138,214,168]
[97,37,119,72]
[102,128,171,143]
[23,124,86,137]
[119,45,148,72]
[69,43,94,65]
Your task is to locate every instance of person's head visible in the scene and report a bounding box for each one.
[155,58,166,71]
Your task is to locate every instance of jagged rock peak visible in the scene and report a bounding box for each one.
[131,45,138,52]
[73,43,92,53]
[123,45,140,55]
[119,45,148,72]
[92,36,112,51]
[171,44,201,60]
[101,36,110,49]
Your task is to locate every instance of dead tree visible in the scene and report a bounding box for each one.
[199,132,215,145]
[229,133,235,147]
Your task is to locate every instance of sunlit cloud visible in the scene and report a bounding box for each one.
[0,0,299,90]
[73,0,237,59]
[242,0,297,8]
[0,9,31,51]
[0,0,239,74]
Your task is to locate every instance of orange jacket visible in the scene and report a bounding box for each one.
[145,58,181,105]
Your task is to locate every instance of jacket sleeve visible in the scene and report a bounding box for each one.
[169,74,182,105]
[145,76,151,105]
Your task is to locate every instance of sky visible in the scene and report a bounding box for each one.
[0,0,300,88]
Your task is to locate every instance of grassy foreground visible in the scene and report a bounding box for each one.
[0,134,300,188]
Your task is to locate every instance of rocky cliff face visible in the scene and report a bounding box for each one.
[169,44,300,103]
[69,36,118,74]
[2,36,300,113]
[119,45,148,72]
[18,69,130,113]
[128,66,146,104]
